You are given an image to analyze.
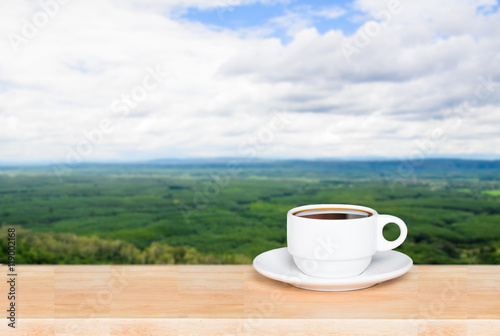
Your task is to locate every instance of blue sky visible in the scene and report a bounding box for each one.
[0,0,499,162]
[180,0,363,39]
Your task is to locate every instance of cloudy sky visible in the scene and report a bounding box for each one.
[0,0,499,163]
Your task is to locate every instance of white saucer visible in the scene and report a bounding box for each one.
[253,248,413,291]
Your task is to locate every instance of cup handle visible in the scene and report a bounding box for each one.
[376,215,408,251]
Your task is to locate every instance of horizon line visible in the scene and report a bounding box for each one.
[1,155,500,166]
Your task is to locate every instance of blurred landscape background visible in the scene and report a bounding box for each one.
[1,159,499,264]
[1,0,499,265]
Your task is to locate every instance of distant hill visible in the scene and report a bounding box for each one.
[1,159,499,181]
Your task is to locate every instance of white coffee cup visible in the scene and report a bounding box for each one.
[287,204,408,278]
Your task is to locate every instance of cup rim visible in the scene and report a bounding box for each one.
[288,204,376,221]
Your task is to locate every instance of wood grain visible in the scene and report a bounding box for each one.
[1,265,499,335]
[7,319,500,336]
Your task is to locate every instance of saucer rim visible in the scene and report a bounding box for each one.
[253,247,413,287]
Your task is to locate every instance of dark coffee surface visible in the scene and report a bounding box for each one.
[298,213,368,220]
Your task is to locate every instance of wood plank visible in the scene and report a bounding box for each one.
[2,265,500,319]
[9,319,500,336]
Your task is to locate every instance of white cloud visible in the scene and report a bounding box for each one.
[0,0,499,162]
[313,6,347,19]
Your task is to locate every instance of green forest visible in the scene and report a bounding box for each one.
[1,159,499,265]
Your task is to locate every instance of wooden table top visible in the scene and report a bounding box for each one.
[1,265,499,335]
